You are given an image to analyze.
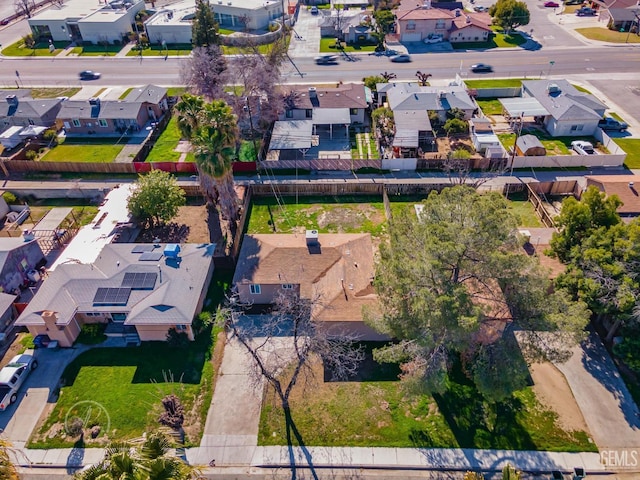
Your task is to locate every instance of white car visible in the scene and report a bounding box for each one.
[571,140,596,155]
[0,351,38,410]
[424,34,444,44]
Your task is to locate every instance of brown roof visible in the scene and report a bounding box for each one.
[233,233,378,322]
[283,83,368,110]
[586,175,640,215]
[398,7,454,19]
[451,12,492,30]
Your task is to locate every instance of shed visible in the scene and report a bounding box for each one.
[0,126,23,150]
[516,134,546,156]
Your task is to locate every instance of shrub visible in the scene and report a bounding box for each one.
[166,328,189,348]
[158,394,185,430]
[444,118,469,135]
[2,192,17,205]
[42,129,58,146]
[25,150,38,161]
[66,417,84,438]
[192,311,213,334]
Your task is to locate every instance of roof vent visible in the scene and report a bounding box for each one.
[306,229,321,254]
[89,97,101,105]
[630,181,635,189]
[455,8,461,16]
[465,15,471,23]
[5,95,18,106]
[439,90,446,99]
[308,87,317,99]
[547,83,561,94]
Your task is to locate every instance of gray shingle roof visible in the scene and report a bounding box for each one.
[386,84,476,112]
[16,243,214,327]
[58,100,143,120]
[521,79,606,122]
[124,85,167,104]
[0,98,62,119]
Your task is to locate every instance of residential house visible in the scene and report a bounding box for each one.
[396,2,491,43]
[0,237,46,295]
[57,86,167,135]
[145,0,283,44]
[521,80,607,137]
[280,83,370,138]
[319,11,375,43]
[16,243,216,346]
[591,0,638,30]
[585,175,640,218]
[0,95,63,135]
[28,0,145,44]
[233,232,386,340]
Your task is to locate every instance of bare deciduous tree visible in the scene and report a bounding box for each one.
[180,45,228,100]
[14,0,36,18]
[218,291,364,478]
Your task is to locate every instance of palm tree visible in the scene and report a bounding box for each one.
[415,70,432,86]
[175,93,239,223]
[380,71,397,81]
[74,433,197,480]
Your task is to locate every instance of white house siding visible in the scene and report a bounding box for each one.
[78,6,143,44]
[145,21,192,44]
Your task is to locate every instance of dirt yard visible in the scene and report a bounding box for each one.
[530,362,590,434]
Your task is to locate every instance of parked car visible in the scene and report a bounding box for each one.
[310,6,319,14]
[544,1,560,6]
[34,334,52,348]
[576,7,596,15]
[314,54,338,65]
[571,140,596,155]
[598,117,628,131]
[0,351,38,411]
[0,18,10,25]
[79,70,101,80]
[474,5,489,11]
[565,0,582,4]
[470,63,493,72]
[424,33,444,44]
[390,54,411,63]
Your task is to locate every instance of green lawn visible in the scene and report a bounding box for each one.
[507,192,543,227]
[167,87,187,97]
[29,336,215,448]
[614,138,640,168]
[29,87,81,99]
[498,131,576,155]
[119,88,133,100]
[464,79,526,89]
[476,98,504,116]
[126,43,193,57]
[40,143,124,163]
[145,116,183,162]
[319,37,377,53]
[452,31,526,50]
[571,84,592,94]
[76,44,124,56]
[1,39,65,56]
[259,354,595,451]
[222,36,290,55]
[575,27,640,43]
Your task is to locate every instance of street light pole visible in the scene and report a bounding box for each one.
[547,60,555,78]
[625,9,639,43]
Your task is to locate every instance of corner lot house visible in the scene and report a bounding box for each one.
[521,80,607,137]
[57,86,167,135]
[145,0,283,44]
[28,0,145,44]
[233,232,385,340]
[16,243,215,346]
[0,95,63,135]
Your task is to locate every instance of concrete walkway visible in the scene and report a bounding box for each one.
[287,7,321,58]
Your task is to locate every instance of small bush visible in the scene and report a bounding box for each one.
[158,394,185,430]
[66,417,84,438]
[25,150,38,161]
[76,323,107,345]
[2,192,17,205]
[166,328,189,348]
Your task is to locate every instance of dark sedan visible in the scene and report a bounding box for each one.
[470,63,493,73]
[79,70,101,80]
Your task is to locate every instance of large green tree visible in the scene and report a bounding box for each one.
[74,432,198,480]
[175,93,239,223]
[489,0,530,32]
[192,0,218,47]
[127,169,186,228]
[368,186,589,401]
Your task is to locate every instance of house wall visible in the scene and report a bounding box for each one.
[282,109,313,121]
[0,241,46,294]
[545,116,599,137]
[398,17,453,42]
[29,19,73,42]
[237,282,300,304]
[59,110,146,135]
[145,21,192,44]
[0,306,16,333]
[78,5,144,44]
[449,24,489,43]
[37,311,82,347]
[212,3,282,30]
[136,324,194,342]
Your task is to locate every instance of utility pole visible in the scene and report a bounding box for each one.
[507,112,525,197]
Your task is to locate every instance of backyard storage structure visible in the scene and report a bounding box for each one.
[516,134,546,156]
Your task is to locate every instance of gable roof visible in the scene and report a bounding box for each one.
[124,85,167,104]
[283,84,368,110]
[522,80,606,122]
[0,238,41,273]
[16,243,215,327]
[233,233,377,322]
[450,12,492,31]
[386,83,476,112]
[586,175,640,215]
[58,100,143,120]
[516,134,544,151]
[0,98,62,119]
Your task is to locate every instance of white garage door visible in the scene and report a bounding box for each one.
[401,33,422,42]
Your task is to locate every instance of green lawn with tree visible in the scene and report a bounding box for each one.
[40,144,124,163]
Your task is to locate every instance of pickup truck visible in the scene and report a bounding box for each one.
[0,351,38,410]
[598,117,628,132]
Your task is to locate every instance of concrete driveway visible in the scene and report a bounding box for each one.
[557,333,640,449]
[0,347,86,448]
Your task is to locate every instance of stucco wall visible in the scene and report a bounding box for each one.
[137,324,194,341]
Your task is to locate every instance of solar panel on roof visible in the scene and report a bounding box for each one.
[131,245,155,253]
[121,272,157,289]
[139,252,163,261]
[93,287,131,306]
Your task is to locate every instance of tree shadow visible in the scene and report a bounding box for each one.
[284,404,320,480]
[65,437,85,474]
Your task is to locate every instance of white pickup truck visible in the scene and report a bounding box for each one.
[0,351,38,411]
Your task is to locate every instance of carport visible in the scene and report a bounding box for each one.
[267,120,316,161]
[30,207,76,253]
[312,108,351,139]
[499,97,549,120]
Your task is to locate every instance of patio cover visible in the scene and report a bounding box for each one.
[19,125,47,137]
[393,129,419,148]
[312,108,351,125]
[269,120,313,150]
[33,207,73,232]
[499,97,549,118]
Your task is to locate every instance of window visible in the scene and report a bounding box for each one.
[72,119,80,127]
[286,109,293,118]
[436,20,446,29]
[99,119,108,127]
[250,284,261,294]
[175,324,187,332]
[350,108,358,115]
[406,21,416,30]
[570,125,584,132]
[28,119,35,125]
[305,109,313,118]
[282,284,294,290]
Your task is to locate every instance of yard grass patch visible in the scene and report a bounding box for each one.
[476,98,504,116]
[30,87,81,99]
[498,131,576,155]
[259,354,595,452]
[222,35,290,55]
[1,39,65,56]
[29,331,216,449]
[575,27,640,43]
[506,192,542,227]
[40,143,124,163]
[76,44,124,56]
[145,116,183,162]
[319,37,377,53]
[452,31,525,50]
[126,43,193,57]
[464,79,526,89]
[614,138,640,168]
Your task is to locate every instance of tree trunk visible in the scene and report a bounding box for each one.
[216,170,239,224]
[606,317,623,343]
